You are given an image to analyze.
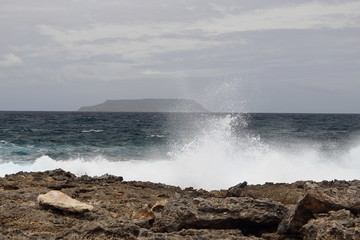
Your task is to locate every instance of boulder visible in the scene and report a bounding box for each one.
[236,181,306,205]
[152,196,287,235]
[45,169,77,181]
[278,184,360,234]
[37,190,93,213]
[300,209,360,240]
[226,181,248,197]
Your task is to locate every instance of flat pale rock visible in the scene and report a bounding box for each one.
[37,190,93,213]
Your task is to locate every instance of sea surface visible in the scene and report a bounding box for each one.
[1,111,360,189]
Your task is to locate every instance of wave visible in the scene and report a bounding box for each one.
[150,135,165,138]
[0,115,359,190]
[81,129,103,133]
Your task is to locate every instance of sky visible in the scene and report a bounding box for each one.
[0,0,359,113]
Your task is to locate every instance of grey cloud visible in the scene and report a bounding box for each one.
[0,54,23,68]
[0,0,359,112]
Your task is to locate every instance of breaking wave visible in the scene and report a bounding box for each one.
[1,115,359,190]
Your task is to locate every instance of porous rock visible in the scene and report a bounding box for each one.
[226,181,248,197]
[139,229,260,240]
[300,209,360,240]
[151,199,169,213]
[152,196,287,235]
[60,221,140,240]
[133,204,155,221]
[2,170,360,239]
[237,181,306,205]
[37,190,93,213]
[278,182,360,234]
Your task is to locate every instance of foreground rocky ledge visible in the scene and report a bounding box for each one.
[0,169,359,240]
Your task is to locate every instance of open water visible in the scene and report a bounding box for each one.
[1,111,360,189]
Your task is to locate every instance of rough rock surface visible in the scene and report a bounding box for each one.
[152,196,287,235]
[0,169,360,239]
[278,181,360,234]
[139,229,261,240]
[234,181,306,205]
[300,209,360,240]
[226,181,248,197]
[38,190,94,213]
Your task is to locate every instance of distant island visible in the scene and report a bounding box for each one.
[78,99,208,112]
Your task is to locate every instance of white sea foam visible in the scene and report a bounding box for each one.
[0,115,359,190]
[81,129,103,133]
[150,135,165,138]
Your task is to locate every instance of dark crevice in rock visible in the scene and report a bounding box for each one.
[47,184,77,190]
[3,185,19,190]
[184,219,279,237]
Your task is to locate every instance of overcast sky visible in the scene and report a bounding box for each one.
[0,0,359,112]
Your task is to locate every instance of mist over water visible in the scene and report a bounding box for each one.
[1,112,360,190]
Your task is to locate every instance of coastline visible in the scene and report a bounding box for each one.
[0,169,359,239]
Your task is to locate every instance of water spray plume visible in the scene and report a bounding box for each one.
[1,114,359,190]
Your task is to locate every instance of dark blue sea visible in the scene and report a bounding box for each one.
[1,111,360,189]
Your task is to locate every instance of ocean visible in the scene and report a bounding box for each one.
[1,111,360,190]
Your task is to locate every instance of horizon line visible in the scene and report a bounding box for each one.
[0,110,359,115]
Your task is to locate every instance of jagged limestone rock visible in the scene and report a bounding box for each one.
[278,183,360,234]
[152,196,287,235]
[300,210,360,240]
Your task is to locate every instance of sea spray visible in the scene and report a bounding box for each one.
[1,112,360,190]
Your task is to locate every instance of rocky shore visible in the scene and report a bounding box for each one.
[0,169,359,239]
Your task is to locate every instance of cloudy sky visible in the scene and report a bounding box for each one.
[1,0,359,112]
